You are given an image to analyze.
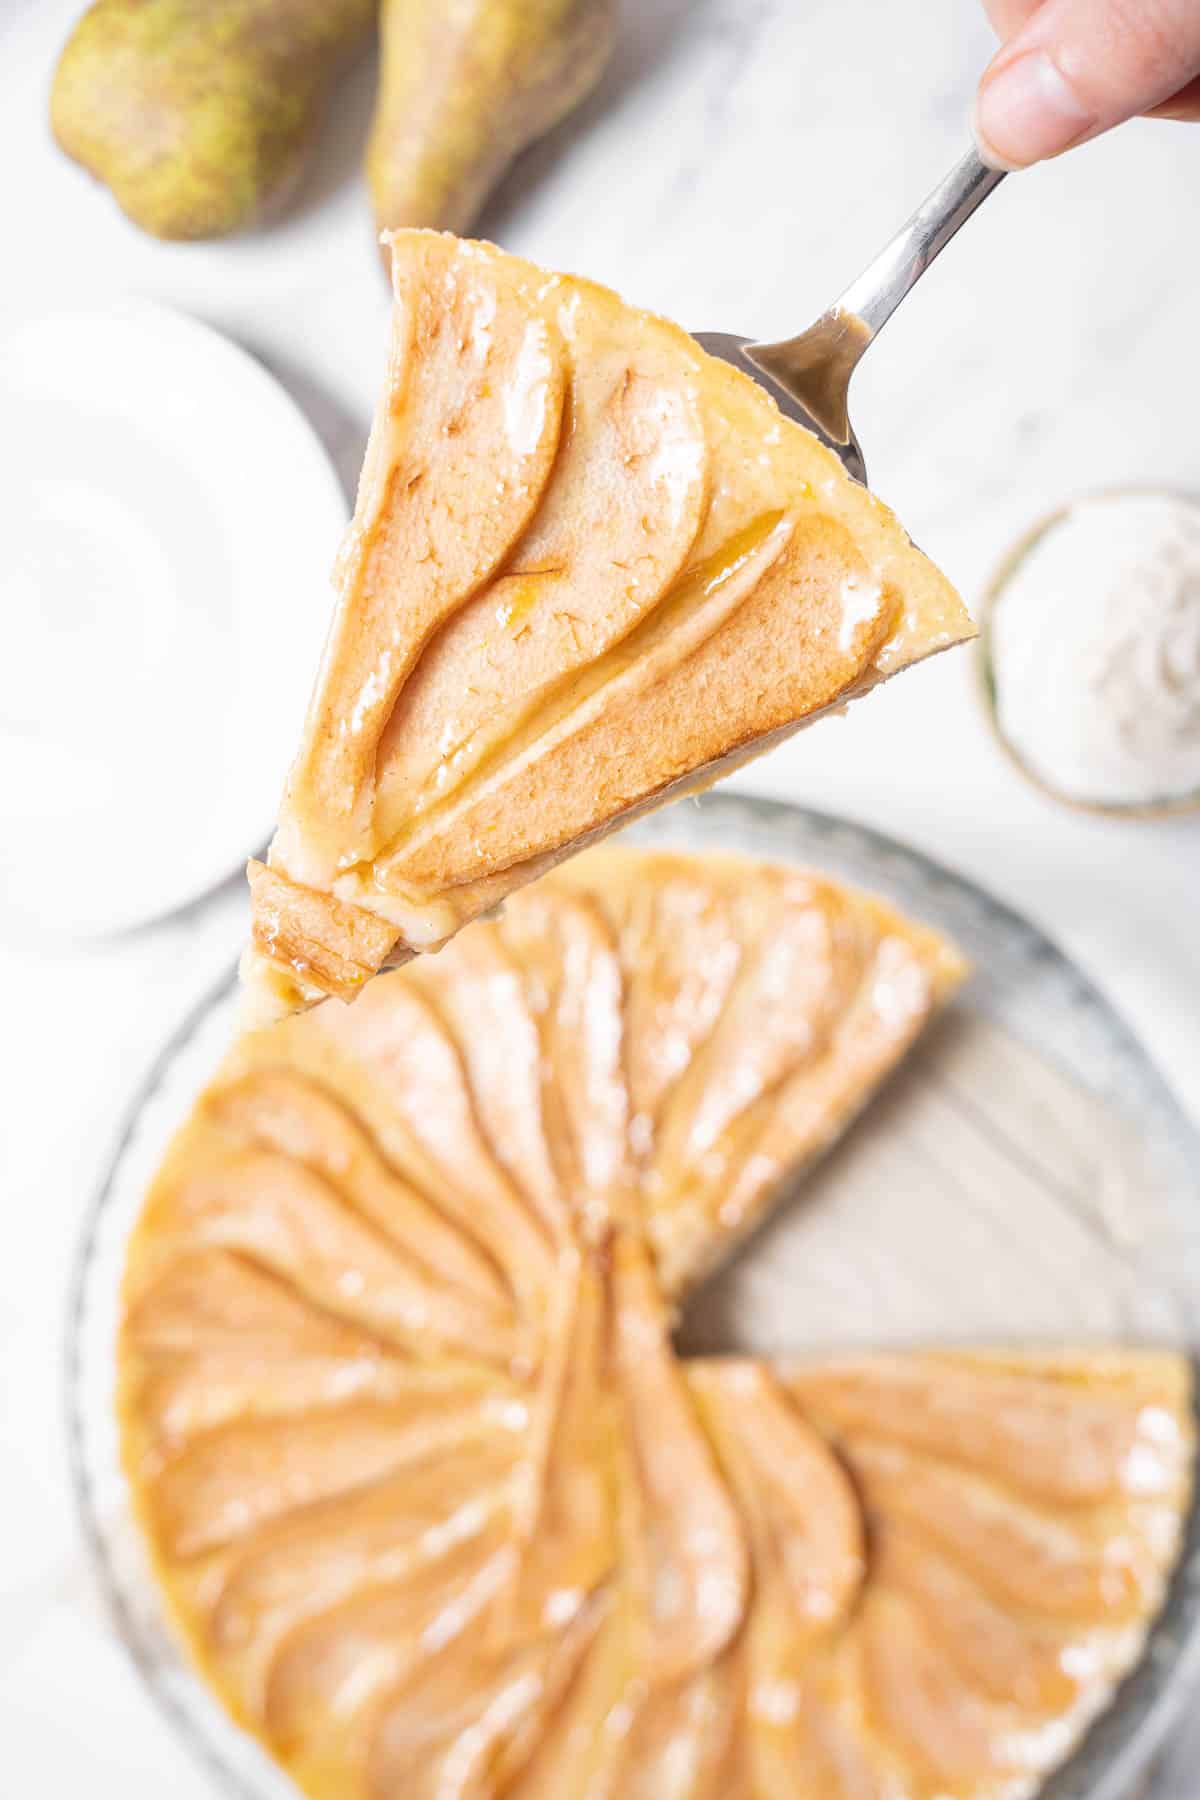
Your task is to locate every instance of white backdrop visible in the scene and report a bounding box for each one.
[2,0,1198,1792]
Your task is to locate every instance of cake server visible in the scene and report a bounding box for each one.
[696,146,1004,486]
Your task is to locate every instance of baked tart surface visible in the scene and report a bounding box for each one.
[121,847,1192,1799]
[245,232,973,1016]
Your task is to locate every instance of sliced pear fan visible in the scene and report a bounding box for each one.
[120,847,1192,1800]
[245,233,972,1018]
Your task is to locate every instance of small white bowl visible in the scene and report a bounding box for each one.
[977,488,1200,821]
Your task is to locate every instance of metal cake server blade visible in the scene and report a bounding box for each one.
[695,146,1005,487]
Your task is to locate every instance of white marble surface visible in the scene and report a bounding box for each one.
[2,0,1199,1794]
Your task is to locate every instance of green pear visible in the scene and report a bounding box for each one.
[367,0,616,241]
[51,0,376,240]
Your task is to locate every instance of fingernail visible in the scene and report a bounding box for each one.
[974,50,1096,169]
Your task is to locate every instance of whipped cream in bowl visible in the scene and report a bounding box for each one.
[982,491,1200,815]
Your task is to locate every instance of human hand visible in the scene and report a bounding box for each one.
[975,0,1200,169]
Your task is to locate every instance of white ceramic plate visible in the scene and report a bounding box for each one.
[0,301,348,935]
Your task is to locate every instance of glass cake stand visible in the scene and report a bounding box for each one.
[67,793,1200,1800]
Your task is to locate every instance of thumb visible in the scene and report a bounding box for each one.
[975,0,1200,168]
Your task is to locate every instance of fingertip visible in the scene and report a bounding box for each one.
[971,101,1024,172]
[974,49,1097,168]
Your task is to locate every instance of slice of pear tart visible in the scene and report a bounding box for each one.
[121,847,1192,1800]
[245,231,972,1017]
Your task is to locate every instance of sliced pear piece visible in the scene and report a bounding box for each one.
[785,1349,1194,1506]
[499,883,637,1238]
[306,968,555,1313]
[600,854,746,1135]
[848,1440,1172,1625]
[144,1386,509,1560]
[688,1361,883,1800]
[263,1515,515,1781]
[410,922,568,1241]
[204,1069,512,1312]
[690,1362,865,1641]
[499,1590,639,1800]
[858,1587,1043,1791]
[246,232,972,1015]
[121,1249,412,1447]
[361,1591,605,1799]
[138,1144,517,1365]
[870,1521,1085,1717]
[207,1448,517,1720]
[497,1244,617,1642]
[609,1660,749,1800]
[610,1233,748,1684]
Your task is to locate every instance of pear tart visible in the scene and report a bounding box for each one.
[245,232,973,1017]
[120,849,1193,1800]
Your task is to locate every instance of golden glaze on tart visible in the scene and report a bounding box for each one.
[245,232,973,1016]
[120,849,1192,1799]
